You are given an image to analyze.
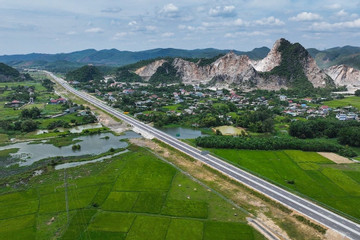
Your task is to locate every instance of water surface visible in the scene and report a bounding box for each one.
[0,131,140,166]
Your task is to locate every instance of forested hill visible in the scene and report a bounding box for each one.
[308,46,360,70]
[0,62,20,77]
[0,62,32,82]
[65,65,104,82]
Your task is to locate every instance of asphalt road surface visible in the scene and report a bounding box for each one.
[47,71,360,240]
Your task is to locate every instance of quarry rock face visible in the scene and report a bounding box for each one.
[251,39,282,72]
[134,38,336,90]
[325,65,360,91]
[135,59,167,80]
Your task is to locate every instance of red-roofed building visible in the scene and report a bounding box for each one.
[320,105,329,110]
[5,100,24,108]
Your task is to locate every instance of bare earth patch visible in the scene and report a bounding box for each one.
[317,152,354,164]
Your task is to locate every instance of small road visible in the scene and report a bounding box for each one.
[46,71,360,240]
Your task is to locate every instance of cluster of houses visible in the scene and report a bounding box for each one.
[91,80,360,122]
[280,95,359,121]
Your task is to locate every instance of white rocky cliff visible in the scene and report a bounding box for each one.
[251,39,282,72]
[325,65,360,92]
[135,59,167,80]
[303,55,331,88]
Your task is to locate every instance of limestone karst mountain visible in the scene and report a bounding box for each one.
[130,38,334,90]
[325,65,360,92]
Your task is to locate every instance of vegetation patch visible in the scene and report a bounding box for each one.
[207,148,360,220]
[203,221,255,240]
[102,192,139,212]
[293,215,326,234]
[162,199,208,218]
[196,135,357,157]
[166,218,204,240]
[126,215,170,240]
[132,191,167,214]
[0,145,262,239]
[88,211,136,232]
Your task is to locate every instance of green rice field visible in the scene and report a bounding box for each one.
[0,145,265,240]
[322,96,360,110]
[208,149,360,221]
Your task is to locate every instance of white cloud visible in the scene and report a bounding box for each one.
[225,31,267,38]
[161,32,174,37]
[327,3,341,9]
[112,32,128,40]
[233,18,249,26]
[66,31,77,35]
[160,3,179,18]
[335,10,358,19]
[145,25,157,31]
[254,16,285,26]
[209,5,236,18]
[161,3,178,13]
[336,9,348,17]
[101,7,122,13]
[289,12,322,21]
[201,18,249,28]
[178,24,205,32]
[128,21,137,26]
[310,18,360,31]
[85,27,103,33]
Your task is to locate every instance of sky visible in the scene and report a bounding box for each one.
[1,0,360,55]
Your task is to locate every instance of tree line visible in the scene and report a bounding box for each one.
[195,135,356,157]
[289,118,360,147]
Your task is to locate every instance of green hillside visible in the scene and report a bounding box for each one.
[149,61,181,84]
[66,65,104,82]
[309,46,360,69]
[0,62,32,82]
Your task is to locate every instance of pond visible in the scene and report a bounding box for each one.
[35,123,103,135]
[158,127,206,139]
[0,131,140,167]
[55,149,129,170]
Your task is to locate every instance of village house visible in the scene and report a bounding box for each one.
[49,97,67,104]
[5,100,25,108]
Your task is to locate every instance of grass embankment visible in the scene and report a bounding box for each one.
[0,145,264,240]
[208,149,360,221]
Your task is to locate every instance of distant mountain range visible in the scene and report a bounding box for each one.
[1,40,360,92]
[0,47,270,72]
[1,44,359,74]
[308,46,360,70]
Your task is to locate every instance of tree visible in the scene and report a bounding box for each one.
[355,89,360,97]
[21,120,38,132]
[21,107,41,119]
[338,127,360,147]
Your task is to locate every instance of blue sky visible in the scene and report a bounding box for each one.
[1,0,360,54]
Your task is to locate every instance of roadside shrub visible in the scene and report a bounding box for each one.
[293,215,327,234]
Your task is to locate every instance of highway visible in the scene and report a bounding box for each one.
[46,71,360,240]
